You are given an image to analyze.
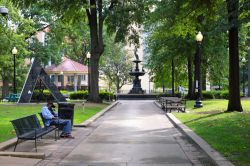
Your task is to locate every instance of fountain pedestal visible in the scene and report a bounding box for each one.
[129,59,145,94]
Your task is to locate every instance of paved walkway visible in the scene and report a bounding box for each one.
[3,100,215,166]
[57,100,214,166]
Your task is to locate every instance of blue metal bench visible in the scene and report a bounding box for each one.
[10,114,58,152]
[4,93,20,102]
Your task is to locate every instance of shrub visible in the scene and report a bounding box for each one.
[31,90,54,102]
[202,91,214,99]
[220,91,229,99]
[60,90,69,95]
[69,90,88,100]
[212,91,222,99]
[157,92,182,99]
[99,91,114,101]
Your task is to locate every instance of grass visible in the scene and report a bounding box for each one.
[173,99,250,166]
[0,102,108,143]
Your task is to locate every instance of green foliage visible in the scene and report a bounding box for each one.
[69,90,114,101]
[220,90,229,99]
[157,92,181,98]
[99,91,114,101]
[31,90,54,101]
[202,91,215,99]
[69,90,88,100]
[0,0,35,96]
[100,34,133,92]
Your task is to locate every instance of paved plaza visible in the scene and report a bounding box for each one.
[2,101,215,166]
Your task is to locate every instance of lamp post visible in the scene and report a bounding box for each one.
[172,59,175,97]
[60,71,64,90]
[194,32,203,108]
[242,57,246,96]
[12,47,18,94]
[86,52,91,95]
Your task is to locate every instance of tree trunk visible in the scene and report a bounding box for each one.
[226,0,243,112]
[248,38,250,97]
[86,0,104,103]
[187,56,194,99]
[116,76,120,93]
[2,78,9,98]
[88,55,101,102]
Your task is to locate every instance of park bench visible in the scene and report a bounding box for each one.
[10,114,58,152]
[159,97,186,113]
[4,93,20,102]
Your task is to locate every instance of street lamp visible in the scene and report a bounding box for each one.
[194,31,203,108]
[0,6,8,16]
[12,47,18,94]
[60,71,64,90]
[86,52,91,95]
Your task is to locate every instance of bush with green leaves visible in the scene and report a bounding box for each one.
[31,90,54,102]
[99,91,114,101]
[202,91,214,99]
[69,90,88,100]
[220,91,229,99]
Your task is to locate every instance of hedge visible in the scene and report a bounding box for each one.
[31,90,54,102]
[69,90,88,100]
[69,90,114,101]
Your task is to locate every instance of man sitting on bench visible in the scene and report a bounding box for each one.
[41,102,74,139]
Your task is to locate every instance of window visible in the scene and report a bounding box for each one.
[67,75,74,84]
[81,75,86,81]
[50,75,55,83]
[58,75,63,82]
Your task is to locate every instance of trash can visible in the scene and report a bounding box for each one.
[58,102,75,126]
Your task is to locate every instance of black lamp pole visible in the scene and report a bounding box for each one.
[242,58,246,96]
[172,59,175,97]
[12,47,18,94]
[194,32,203,108]
[87,52,91,95]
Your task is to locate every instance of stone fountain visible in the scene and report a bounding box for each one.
[129,48,145,94]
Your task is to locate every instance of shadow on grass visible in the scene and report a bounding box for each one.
[184,112,224,124]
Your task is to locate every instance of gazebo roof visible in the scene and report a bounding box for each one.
[46,57,88,74]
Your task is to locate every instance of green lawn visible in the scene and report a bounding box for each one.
[173,99,250,166]
[0,102,108,143]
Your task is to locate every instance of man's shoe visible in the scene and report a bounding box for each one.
[60,134,74,139]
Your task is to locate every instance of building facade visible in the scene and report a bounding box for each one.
[45,57,88,91]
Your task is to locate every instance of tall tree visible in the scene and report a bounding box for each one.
[100,38,132,93]
[13,0,148,102]
[226,0,243,112]
[0,0,35,97]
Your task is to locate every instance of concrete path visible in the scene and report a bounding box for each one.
[57,100,214,166]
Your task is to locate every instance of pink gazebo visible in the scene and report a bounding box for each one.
[45,57,88,91]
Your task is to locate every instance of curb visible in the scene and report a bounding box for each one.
[0,138,17,151]
[0,139,45,160]
[0,151,45,159]
[74,101,119,127]
[154,101,235,166]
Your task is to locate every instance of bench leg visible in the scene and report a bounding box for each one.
[13,139,19,152]
[35,139,37,152]
[58,128,60,139]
